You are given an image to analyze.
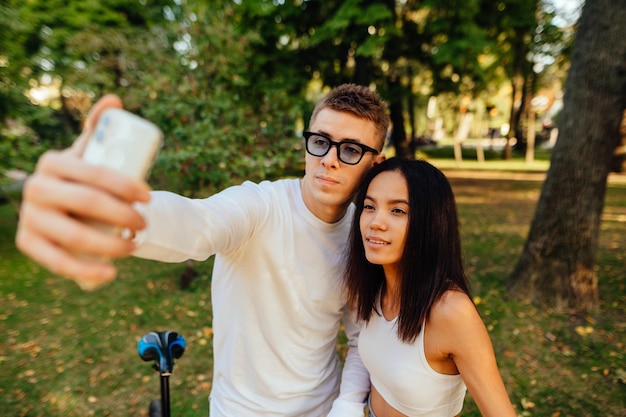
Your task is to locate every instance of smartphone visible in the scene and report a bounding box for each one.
[76,108,163,283]
[82,107,163,179]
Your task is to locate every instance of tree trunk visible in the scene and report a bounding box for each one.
[504,28,527,160]
[388,77,411,159]
[507,0,626,312]
[407,67,417,155]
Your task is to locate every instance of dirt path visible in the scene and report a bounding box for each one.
[441,169,626,185]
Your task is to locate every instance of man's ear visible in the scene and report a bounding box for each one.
[373,153,386,165]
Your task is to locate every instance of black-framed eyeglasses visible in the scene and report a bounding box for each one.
[303,131,379,165]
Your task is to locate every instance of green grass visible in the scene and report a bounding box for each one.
[1,164,625,417]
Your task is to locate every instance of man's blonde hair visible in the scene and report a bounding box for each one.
[309,84,390,151]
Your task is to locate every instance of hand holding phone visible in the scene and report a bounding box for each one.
[82,108,163,179]
[76,108,163,290]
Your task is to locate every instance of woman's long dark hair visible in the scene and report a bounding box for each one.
[344,157,471,343]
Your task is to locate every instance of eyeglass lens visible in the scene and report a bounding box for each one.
[307,134,365,164]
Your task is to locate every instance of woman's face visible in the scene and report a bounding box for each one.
[359,169,409,277]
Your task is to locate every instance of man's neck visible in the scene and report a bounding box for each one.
[299,178,350,223]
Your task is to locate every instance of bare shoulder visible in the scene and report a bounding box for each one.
[424,290,488,365]
[429,290,482,330]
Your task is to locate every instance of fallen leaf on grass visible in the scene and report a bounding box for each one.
[16,340,41,354]
[575,325,593,336]
[521,397,536,410]
[202,327,213,338]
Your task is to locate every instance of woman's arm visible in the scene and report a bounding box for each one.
[430,291,517,417]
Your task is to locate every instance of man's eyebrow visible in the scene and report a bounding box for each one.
[317,130,364,144]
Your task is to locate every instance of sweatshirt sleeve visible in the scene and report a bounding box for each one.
[133,182,269,262]
[327,306,370,417]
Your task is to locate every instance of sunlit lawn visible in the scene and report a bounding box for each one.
[1,156,625,416]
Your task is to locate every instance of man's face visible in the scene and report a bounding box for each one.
[301,108,385,223]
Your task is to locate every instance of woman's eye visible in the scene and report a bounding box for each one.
[363,204,375,210]
[392,208,407,214]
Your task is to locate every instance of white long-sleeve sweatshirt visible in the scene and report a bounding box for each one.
[133,178,369,417]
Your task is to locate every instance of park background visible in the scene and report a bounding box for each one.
[1,0,625,416]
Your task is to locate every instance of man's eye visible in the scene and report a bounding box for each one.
[313,137,329,146]
[342,144,362,155]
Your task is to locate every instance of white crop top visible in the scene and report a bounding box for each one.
[359,309,467,416]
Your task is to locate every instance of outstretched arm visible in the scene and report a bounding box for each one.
[15,95,152,289]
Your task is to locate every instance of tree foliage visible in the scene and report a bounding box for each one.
[1,0,304,194]
[2,0,573,178]
[2,0,573,186]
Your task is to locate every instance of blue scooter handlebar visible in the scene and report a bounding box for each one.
[138,331,186,374]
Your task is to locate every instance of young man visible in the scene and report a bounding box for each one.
[16,84,389,417]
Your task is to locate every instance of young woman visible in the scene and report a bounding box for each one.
[344,158,516,417]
